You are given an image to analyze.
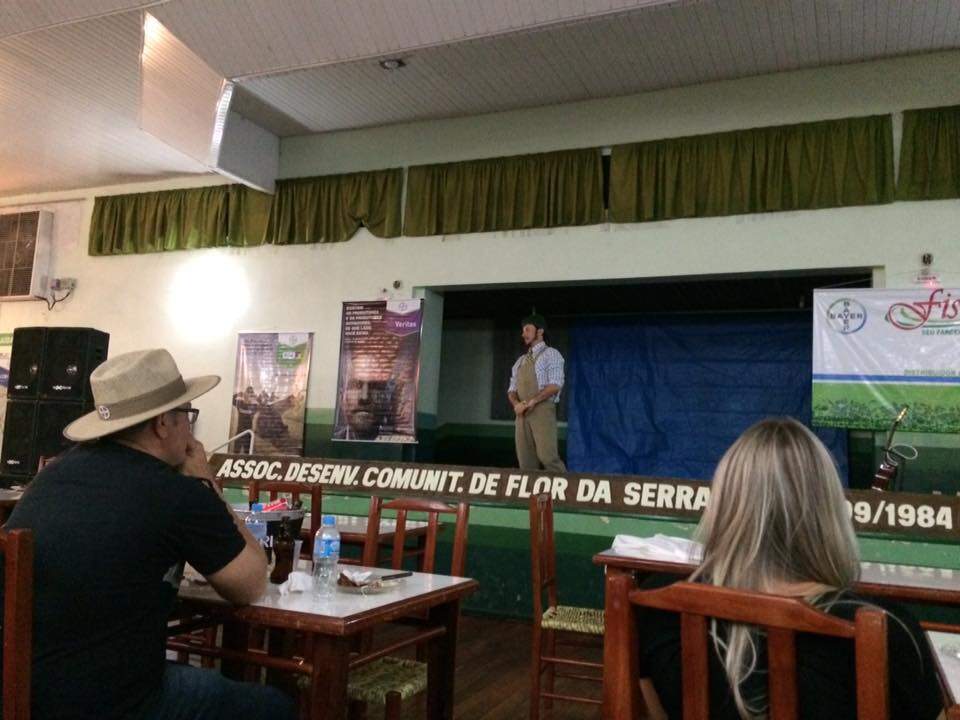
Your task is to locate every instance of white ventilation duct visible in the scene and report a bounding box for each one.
[139,13,277,192]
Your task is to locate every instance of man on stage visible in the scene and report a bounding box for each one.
[507,314,567,472]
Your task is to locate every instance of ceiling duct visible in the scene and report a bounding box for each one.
[139,13,277,192]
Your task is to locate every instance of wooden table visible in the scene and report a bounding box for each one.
[593,547,960,606]
[594,545,960,717]
[177,567,478,720]
[307,513,430,545]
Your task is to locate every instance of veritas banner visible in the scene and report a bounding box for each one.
[813,288,960,432]
[229,332,313,456]
[333,299,422,443]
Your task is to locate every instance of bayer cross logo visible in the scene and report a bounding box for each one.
[826,298,867,334]
[97,405,111,420]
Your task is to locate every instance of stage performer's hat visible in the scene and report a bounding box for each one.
[521,313,547,330]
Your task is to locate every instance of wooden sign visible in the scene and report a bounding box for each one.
[211,454,960,541]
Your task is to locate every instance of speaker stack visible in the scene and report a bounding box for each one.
[1,327,109,484]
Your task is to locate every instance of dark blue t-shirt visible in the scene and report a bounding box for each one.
[4,442,246,719]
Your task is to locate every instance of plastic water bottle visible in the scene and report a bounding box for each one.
[313,515,340,597]
[245,503,268,555]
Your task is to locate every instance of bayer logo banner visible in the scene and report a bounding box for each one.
[813,288,960,433]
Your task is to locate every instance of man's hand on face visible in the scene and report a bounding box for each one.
[180,436,215,481]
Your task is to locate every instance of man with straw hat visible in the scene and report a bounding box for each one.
[507,313,567,472]
[5,349,295,719]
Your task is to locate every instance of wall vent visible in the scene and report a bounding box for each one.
[0,211,52,301]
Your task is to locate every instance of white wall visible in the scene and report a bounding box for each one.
[1,51,958,449]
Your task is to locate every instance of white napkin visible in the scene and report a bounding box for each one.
[340,569,376,586]
[612,533,703,562]
[277,571,314,596]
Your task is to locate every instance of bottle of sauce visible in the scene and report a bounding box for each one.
[270,518,295,584]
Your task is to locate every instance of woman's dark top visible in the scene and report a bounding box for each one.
[638,574,944,720]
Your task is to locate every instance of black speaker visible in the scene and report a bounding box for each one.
[40,328,109,401]
[35,401,88,463]
[1,326,108,478]
[8,327,46,399]
[1,401,37,474]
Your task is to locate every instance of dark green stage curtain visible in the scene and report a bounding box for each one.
[897,105,960,200]
[610,115,895,223]
[403,148,604,236]
[88,184,271,255]
[266,168,403,244]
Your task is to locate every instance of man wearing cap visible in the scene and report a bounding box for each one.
[507,314,567,472]
[5,349,295,719]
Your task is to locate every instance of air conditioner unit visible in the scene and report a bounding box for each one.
[0,211,52,301]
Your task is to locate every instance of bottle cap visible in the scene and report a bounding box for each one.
[322,514,336,526]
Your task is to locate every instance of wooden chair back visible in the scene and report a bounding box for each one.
[247,481,322,546]
[362,497,469,577]
[1,528,33,720]
[605,574,890,720]
[529,494,559,625]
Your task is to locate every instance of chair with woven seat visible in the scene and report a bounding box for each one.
[2,527,34,720]
[604,573,892,720]
[346,496,470,720]
[529,493,604,719]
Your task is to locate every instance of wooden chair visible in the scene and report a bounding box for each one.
[604,573,891,720]
[2,528,33,720]
[346,496,470,720]
[248,480,322,557]
[529,493,603,719]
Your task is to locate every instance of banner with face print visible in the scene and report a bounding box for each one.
[229,332,313,456]
[813,289,960,432]
[333,300,423,443]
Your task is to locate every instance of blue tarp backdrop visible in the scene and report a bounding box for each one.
[566,312,848,483]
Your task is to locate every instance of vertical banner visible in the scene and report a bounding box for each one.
[813,288,960,432]
[0,333,12,455]
[229,332,313,456]
[334,299,423,443]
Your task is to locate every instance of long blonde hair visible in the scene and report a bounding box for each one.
[690,417,859,719]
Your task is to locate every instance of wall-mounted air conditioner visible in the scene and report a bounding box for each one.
[0,211,52,301]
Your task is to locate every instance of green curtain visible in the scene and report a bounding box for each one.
[89,184,271,256]
[404,148,604,236]
[266,169,403,244]
[610,115,895,223]
[897,105,960,200]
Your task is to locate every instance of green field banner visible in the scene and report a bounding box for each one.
[813,289,960,432]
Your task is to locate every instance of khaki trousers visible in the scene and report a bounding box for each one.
[515,402,566,472]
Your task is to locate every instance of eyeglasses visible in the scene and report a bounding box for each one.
[170,408,199,426]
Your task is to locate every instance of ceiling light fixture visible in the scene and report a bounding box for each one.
[378,58,406,71]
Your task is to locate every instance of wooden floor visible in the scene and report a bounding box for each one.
[387,614,603,720]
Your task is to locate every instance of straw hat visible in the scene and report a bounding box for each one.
[64,348,220,441]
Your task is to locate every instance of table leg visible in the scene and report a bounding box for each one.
[309,634,351,720]
[602,567,641,720]
[426,599,460,720]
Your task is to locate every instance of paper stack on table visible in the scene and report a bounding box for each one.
[612,534,703,563]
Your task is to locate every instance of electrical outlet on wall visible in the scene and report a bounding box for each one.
[49,277,77,292]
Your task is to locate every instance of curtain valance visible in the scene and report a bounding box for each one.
[897,105,960,201]
[403,148,604,236]
[609,115,894,223]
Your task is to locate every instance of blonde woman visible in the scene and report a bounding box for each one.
[638,417,943,720]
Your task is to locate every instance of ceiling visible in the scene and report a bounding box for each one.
[2,0,959,197]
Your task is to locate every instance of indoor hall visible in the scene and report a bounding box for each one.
[1,1,960,718]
